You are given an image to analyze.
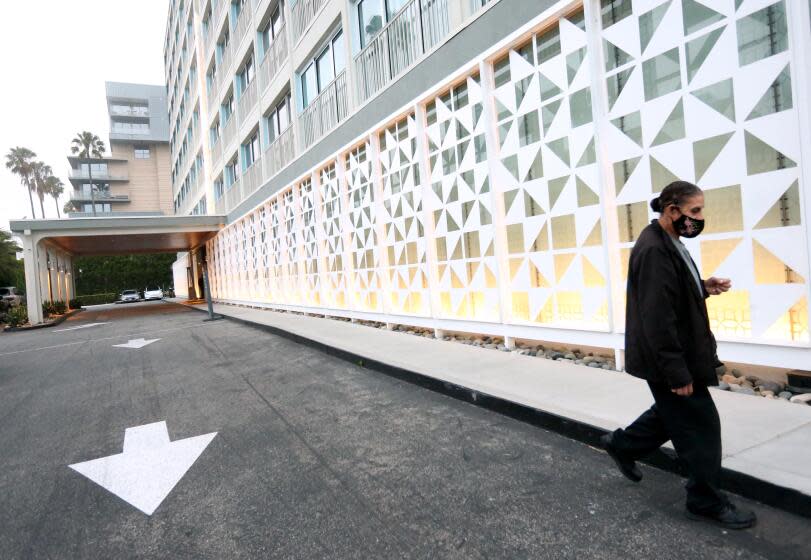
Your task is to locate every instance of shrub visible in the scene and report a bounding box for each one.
[53,300,67,314]
[7,305,28,327]
[42,300,55,317]
[69,298,82,309]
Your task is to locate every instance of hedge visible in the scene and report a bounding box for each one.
[78,293,119,306]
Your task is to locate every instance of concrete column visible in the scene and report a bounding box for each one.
[191,249,202,298]
[21,234,44,324]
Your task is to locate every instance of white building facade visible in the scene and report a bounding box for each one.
[165,0,811,369]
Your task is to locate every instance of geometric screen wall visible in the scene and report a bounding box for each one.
[205,1,809,349]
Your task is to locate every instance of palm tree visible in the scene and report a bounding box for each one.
[63,200,78,215]
[4,147,38,219]
[45,175,65,218]
[70,131,106,217]
[31,161,52,219]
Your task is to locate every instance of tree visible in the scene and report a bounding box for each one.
[31,161,53,219]
[70,131,106,217]
[5,147,38,219]
[63,200,78,215]
[75,254,177,295]
[0,230,23,287]
[45,175,65,218]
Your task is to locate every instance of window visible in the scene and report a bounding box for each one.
[222,93,235,122]
[207,62,218,94]
[737,1,788,66]
[260,2,285,59]
[210,119,221,146]
[242,130,261,170]
[134,148,151,159]
[79,163,108,175]
[225,158,239,187]
[238,54,255,94]
[112,121,150,134]
[299,29,345,109]
[214,176,225,200]
[82,203,112,213]
[265,92,291,143]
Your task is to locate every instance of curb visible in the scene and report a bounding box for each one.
[181,302,811,519]
[3,308,84,332]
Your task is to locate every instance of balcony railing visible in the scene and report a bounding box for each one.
[207,80,220,114]
[290,0,327,44]
[219,44,235,88]
[298,70,348,150]
[222,113,238,147]
[211,136,223,170]
[234,2,252,42]
[70,191,129,203]
[258,26,288,92]
[69,170,129,182]
[354,0,449,104]
[237,79,258,127]
[262,125,295,182]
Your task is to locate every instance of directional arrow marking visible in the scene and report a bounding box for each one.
[113,338,161,349]
[69,421,217,515]
[54,322,110,332]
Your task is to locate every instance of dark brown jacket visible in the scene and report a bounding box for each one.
[624,220,718,388]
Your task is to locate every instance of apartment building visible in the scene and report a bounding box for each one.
[165,0,811,369]
[67,82,173,217]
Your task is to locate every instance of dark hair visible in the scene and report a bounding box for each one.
[650,181,702,213]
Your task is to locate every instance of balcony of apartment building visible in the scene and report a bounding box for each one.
[290,0,329,42]
[257,1,288,94]
[69,185,130,204]
[296,26,348,150]
[68,163,129,183]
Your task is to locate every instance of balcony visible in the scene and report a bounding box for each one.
[290,0,327,44]
[219,44,235,88]
[298,70,348,150]
[211,136,224,170]
[222,113,238,147]
[354,0,449,104]
[69,169,129,182]
[234,1,252,42]
[262,125,295,183]
[258,25,288,92]
[109,106,149,118]
[70,190,130,203]
[207,80,220,114]
[237,79,258,128]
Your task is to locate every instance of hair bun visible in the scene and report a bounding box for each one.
[650,197,662,213]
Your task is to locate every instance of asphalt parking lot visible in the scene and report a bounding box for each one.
[0,301,808,559]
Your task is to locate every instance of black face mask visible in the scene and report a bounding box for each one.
[673,211,705,238]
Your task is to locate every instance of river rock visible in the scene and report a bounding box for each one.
[730,385,756,396]
[778,391,792,400]
[717,381,730,391]
[790,393,811,404]
[721,374,741,385]
[760,390,775,398]
[730,369,744,378]
[757,381,783,394]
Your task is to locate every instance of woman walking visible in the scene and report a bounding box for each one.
[602,180,756,529]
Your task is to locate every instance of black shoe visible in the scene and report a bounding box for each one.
[600,432,642,482]
[686,503,757,530]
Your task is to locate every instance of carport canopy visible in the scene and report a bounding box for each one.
[10,215,226,323]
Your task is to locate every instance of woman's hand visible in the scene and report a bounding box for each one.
[672,383,693,397]
[704,277,731,296]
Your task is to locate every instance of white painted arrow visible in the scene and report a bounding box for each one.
[55,322,110,332]
[69,421,217,515]
[113,338,161,349]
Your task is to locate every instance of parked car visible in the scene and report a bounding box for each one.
[143,285,164,300]
[118,289,141,303]
[0,286,24,307]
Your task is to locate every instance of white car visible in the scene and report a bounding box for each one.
[118,289,140,303]
[0,287,24,307]
[144,285,164,300]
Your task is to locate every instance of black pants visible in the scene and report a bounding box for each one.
[611,382,726,513]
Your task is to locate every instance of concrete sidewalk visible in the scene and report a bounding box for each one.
[178,300,811,514]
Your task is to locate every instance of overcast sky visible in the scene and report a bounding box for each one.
[0,0,168,233]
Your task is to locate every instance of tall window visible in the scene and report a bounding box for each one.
[265,92,291,143]
[356,0,408,48]
[225,158,239,187]
[222,92,235,122]
[210,119,221,146]
[238,54,255,95]
[134,147,151,159]
[260,2,285,60]
[299,29,345,109]
[207,62,218,94]
[242,130,261,170]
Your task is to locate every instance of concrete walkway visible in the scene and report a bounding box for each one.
[179,300,811,506]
